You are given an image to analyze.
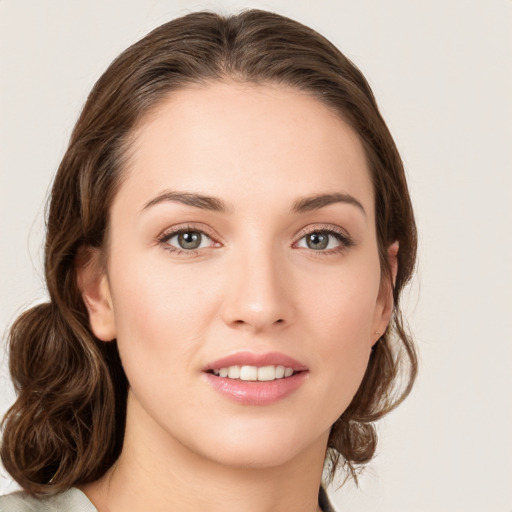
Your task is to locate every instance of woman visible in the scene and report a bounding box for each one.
[0,9,417,512]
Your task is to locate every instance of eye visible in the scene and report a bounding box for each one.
[295,228,353,252]
[161,229,214,252]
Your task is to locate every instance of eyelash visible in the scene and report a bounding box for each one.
[157,223,354,257]
[293,224,354,255]
[157,224,219,256]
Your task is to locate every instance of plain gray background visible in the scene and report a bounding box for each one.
[1,1,511,510]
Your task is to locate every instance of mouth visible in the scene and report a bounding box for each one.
[208,364,298,381]
[203,352,308,405]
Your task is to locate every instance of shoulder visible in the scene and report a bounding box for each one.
[0,488,97,512]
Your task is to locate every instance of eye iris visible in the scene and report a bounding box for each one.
[178,231,201,249]
[307,232,329,250]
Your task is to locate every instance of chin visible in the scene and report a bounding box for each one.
[206,441,306,470]
[188,418,328,470]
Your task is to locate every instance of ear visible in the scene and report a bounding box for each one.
[75,246,116,342]
[372,241,399,343]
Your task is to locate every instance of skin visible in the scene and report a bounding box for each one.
[78,81,397,512]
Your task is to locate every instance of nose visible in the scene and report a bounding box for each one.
[221,244,295,333]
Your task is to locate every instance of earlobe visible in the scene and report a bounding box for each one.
[75,246,116,342]
[372,241,399,343]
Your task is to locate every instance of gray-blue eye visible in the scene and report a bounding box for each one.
[166,230,212,250]
[296,231,343,251]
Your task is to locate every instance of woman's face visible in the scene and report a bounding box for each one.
[84,82,394,469]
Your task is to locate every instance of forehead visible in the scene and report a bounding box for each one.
[118,81,374,217]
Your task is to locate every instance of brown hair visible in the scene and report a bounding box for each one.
[1,9,417,494]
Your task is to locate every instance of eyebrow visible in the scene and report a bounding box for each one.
[141,191,228,213]
[291,193,366,216]
[141,190,365,216]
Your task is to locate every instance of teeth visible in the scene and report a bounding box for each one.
[212,365,296,381]
[240,365,258,381]
[257,365,276,381]
[227,366,240,379]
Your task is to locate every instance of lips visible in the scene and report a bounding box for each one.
[204,351,308,372]
[203,351,308,406]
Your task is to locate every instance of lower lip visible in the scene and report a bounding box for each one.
[204,371,308,406]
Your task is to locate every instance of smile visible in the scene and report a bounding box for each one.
[204,352,308,405]
[211,365,295,381]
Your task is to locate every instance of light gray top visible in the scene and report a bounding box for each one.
[0,488,97,512]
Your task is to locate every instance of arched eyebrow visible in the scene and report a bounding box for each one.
[141,191,229,213]
[141,190,365,217]
[291,193,366,217]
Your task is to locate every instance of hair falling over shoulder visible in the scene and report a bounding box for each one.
[1,9,417,495]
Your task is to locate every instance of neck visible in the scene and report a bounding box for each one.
[82,391,328,512]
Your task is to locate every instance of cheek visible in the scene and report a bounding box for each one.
[107,252,219,374]
[106,255,221,426]
[308,261,381,344]
[304,263,381,408]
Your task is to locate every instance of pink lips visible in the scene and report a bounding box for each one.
[204,351,308,372]
[203,351,308,406]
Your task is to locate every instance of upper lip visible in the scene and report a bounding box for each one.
[204,351,308,372]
